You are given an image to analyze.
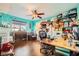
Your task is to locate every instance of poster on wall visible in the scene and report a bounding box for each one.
[68,8,77,19]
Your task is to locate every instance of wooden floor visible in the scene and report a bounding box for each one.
[14,40,43,56]
[14,39,62,56]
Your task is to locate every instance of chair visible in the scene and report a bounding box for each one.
[1,42,14,56]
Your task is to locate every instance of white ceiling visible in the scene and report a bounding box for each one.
[0,3,79,20]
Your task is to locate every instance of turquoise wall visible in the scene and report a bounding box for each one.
[0,12,32,32]
[0,12,32,23]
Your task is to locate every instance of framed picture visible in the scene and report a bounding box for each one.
[68,8,77,19]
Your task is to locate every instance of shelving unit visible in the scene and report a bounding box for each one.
[0,27,13,44]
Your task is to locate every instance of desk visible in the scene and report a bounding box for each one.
[41,38,79,52]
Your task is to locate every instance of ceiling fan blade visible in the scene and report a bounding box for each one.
[37,16,42,19]
[38,13,44,15]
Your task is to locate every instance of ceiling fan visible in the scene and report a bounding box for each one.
[26,9,45,19]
